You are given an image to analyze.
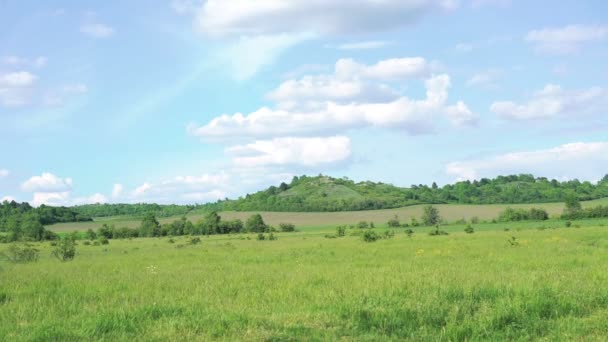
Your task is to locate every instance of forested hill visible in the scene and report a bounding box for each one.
[203,174,608,212]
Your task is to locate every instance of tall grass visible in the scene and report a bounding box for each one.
[1,226,608,340]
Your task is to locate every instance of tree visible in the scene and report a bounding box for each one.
[563,194,582,218]
[246,214,266,233]
[421,205,441,226]
[52,237,76,261]
[139,213,161,237]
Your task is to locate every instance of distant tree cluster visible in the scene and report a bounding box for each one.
[71,203,197,218]
[498,207,549,222]
[0,201,89,242]
[89,212,292,241]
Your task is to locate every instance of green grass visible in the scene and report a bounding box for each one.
[1,223,608,340]
[46,198,608,233]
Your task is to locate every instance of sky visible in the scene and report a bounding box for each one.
[1,0,607,206]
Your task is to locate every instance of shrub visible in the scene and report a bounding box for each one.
[498,208,549,222]
[470,216,479,224]
[410,218,420,227]
[83,240,91,246]
[190,237,201,245]
[168,238,175,244]
[405,229,414,238]
[507,236,519,247]
[370,222,375,228]
[93,241,100,246]
[279,223,296,232]
[454,218,467,225]
[565,221,572,228]
[362,230,379,242]
[268,233,277,241]
[422,205,441,226]
[98,237,110,245]
[383,230,395,239]
[324,234,337,239]
[387,215,400,228]
[256,233,265,241]
[246,214,267,233]
[52,238,76,261]
[2,244,40,263]
[336,226,346,237]
[357,221,370,229]
[429,226,449,236]
[464,225,475,234]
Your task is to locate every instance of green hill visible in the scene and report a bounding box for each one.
[204,174,608,212]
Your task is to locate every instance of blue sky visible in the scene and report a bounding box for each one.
[1,0,607,206]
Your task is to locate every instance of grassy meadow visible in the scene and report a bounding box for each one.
[2,219,608,341]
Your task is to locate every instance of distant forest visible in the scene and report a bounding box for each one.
[1,174,608,235]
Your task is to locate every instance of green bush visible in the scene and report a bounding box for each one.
[464,225,475,234]
[83,240,91,246]
[383,230,395,239]
[52,238,76,262]
[357,221,370,229]
[268,233,277,241]
[387,215,400,228]
[429,226,449,236]
[2,244,40,263]
[405,229,414,238]
[190,237,201,245]
[98,237,110,245]
[336,226,346,237]
[362,230,379,242]
[256,233,265,241]
[279,223,296,232]
[565,221,572,228]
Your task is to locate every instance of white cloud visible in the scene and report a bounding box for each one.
[0,71,37,107]
[190,63,476,139]
[131,174,230,204]
[112,184,123,198]
[0,71,37,87]
[447,142,608,181]
[81,23,115,38]
[446,101,478,126]
[227,136,351,168]
[335,41,392,50]
[195,0,456,37]
[1,196,16,203]
[21,172,73,193]
[31,191,71,207]
[525,25,608,54]
[1,56,47,68]
[491,84,607,120]
[0,169,8,178]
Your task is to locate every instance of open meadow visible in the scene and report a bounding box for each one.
[2,221,608,341]
[44,198,608,233]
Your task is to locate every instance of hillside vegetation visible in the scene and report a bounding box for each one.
[206,174,608,212]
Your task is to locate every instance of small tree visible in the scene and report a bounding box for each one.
[246,214,267,233]
[52,238,76,262]
[421,205,441,226]
[279,223,296,232]
[139,213,161,237]
[387,215,401,228]
[563,194,582,219]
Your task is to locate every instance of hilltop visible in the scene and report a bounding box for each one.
[205,174,608,212]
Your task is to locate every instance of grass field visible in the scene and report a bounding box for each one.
[46,198,608,233]
[2,221,608,340]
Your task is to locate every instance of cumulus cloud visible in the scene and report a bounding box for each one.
[227,136,351,168]
[21,172,73,193]
[491,84,607,120]
[446,142,608,181]
[130,174,230,204]
[195,0,456,37]
[190,58,476,139]
[81,23,115,38]
[525,24,608,54]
